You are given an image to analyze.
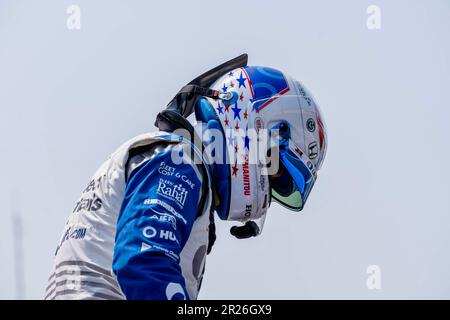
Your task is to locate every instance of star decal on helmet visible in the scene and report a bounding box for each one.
[243,133,250,150]
[217,102,224,114]
[232,160,239,176]
[237,72,247,88]
[231,103,241,120]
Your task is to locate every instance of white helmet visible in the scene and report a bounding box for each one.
[195,64,327,223]
[157,54,327,238]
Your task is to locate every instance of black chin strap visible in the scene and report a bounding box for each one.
[230,221,260,239]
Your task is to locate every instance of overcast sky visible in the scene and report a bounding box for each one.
[1,0,450,299]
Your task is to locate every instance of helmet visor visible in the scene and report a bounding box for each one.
[242,93,323,212]
[271,140,316,211]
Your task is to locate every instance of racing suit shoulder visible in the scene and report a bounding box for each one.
[112,142,205,300]
[45,132,212,300]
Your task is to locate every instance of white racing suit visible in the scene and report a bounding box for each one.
[45,132,213,300]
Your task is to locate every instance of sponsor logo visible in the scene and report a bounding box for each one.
[149,213,177,230]
[143,226,179,243]
[55,226,87,256]
[289,142,304,158]
[143,199,187,224]
[158,161,196,189]
[158,161,176,176]
[296,81,312,106]
[176,172,196,189]
[69,227,87,239]
[72,193,102,213]
[160,230,178,242]
[242,155,251,196]
[259,175,266,192]
[307,161,317,176]
[244,204,252,217]
[306,118,316,132]
[308,141,318,159]
[294,147,303,157]
[156,178,188,208]
[143,226,157,238]
[82,176,104,194]
[140,242,179,261]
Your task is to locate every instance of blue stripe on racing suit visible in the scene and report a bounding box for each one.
[112,147,202,300]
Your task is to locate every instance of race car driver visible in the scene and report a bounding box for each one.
[44,54,327,300]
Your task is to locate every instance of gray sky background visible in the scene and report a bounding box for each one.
[1,0,449,299]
